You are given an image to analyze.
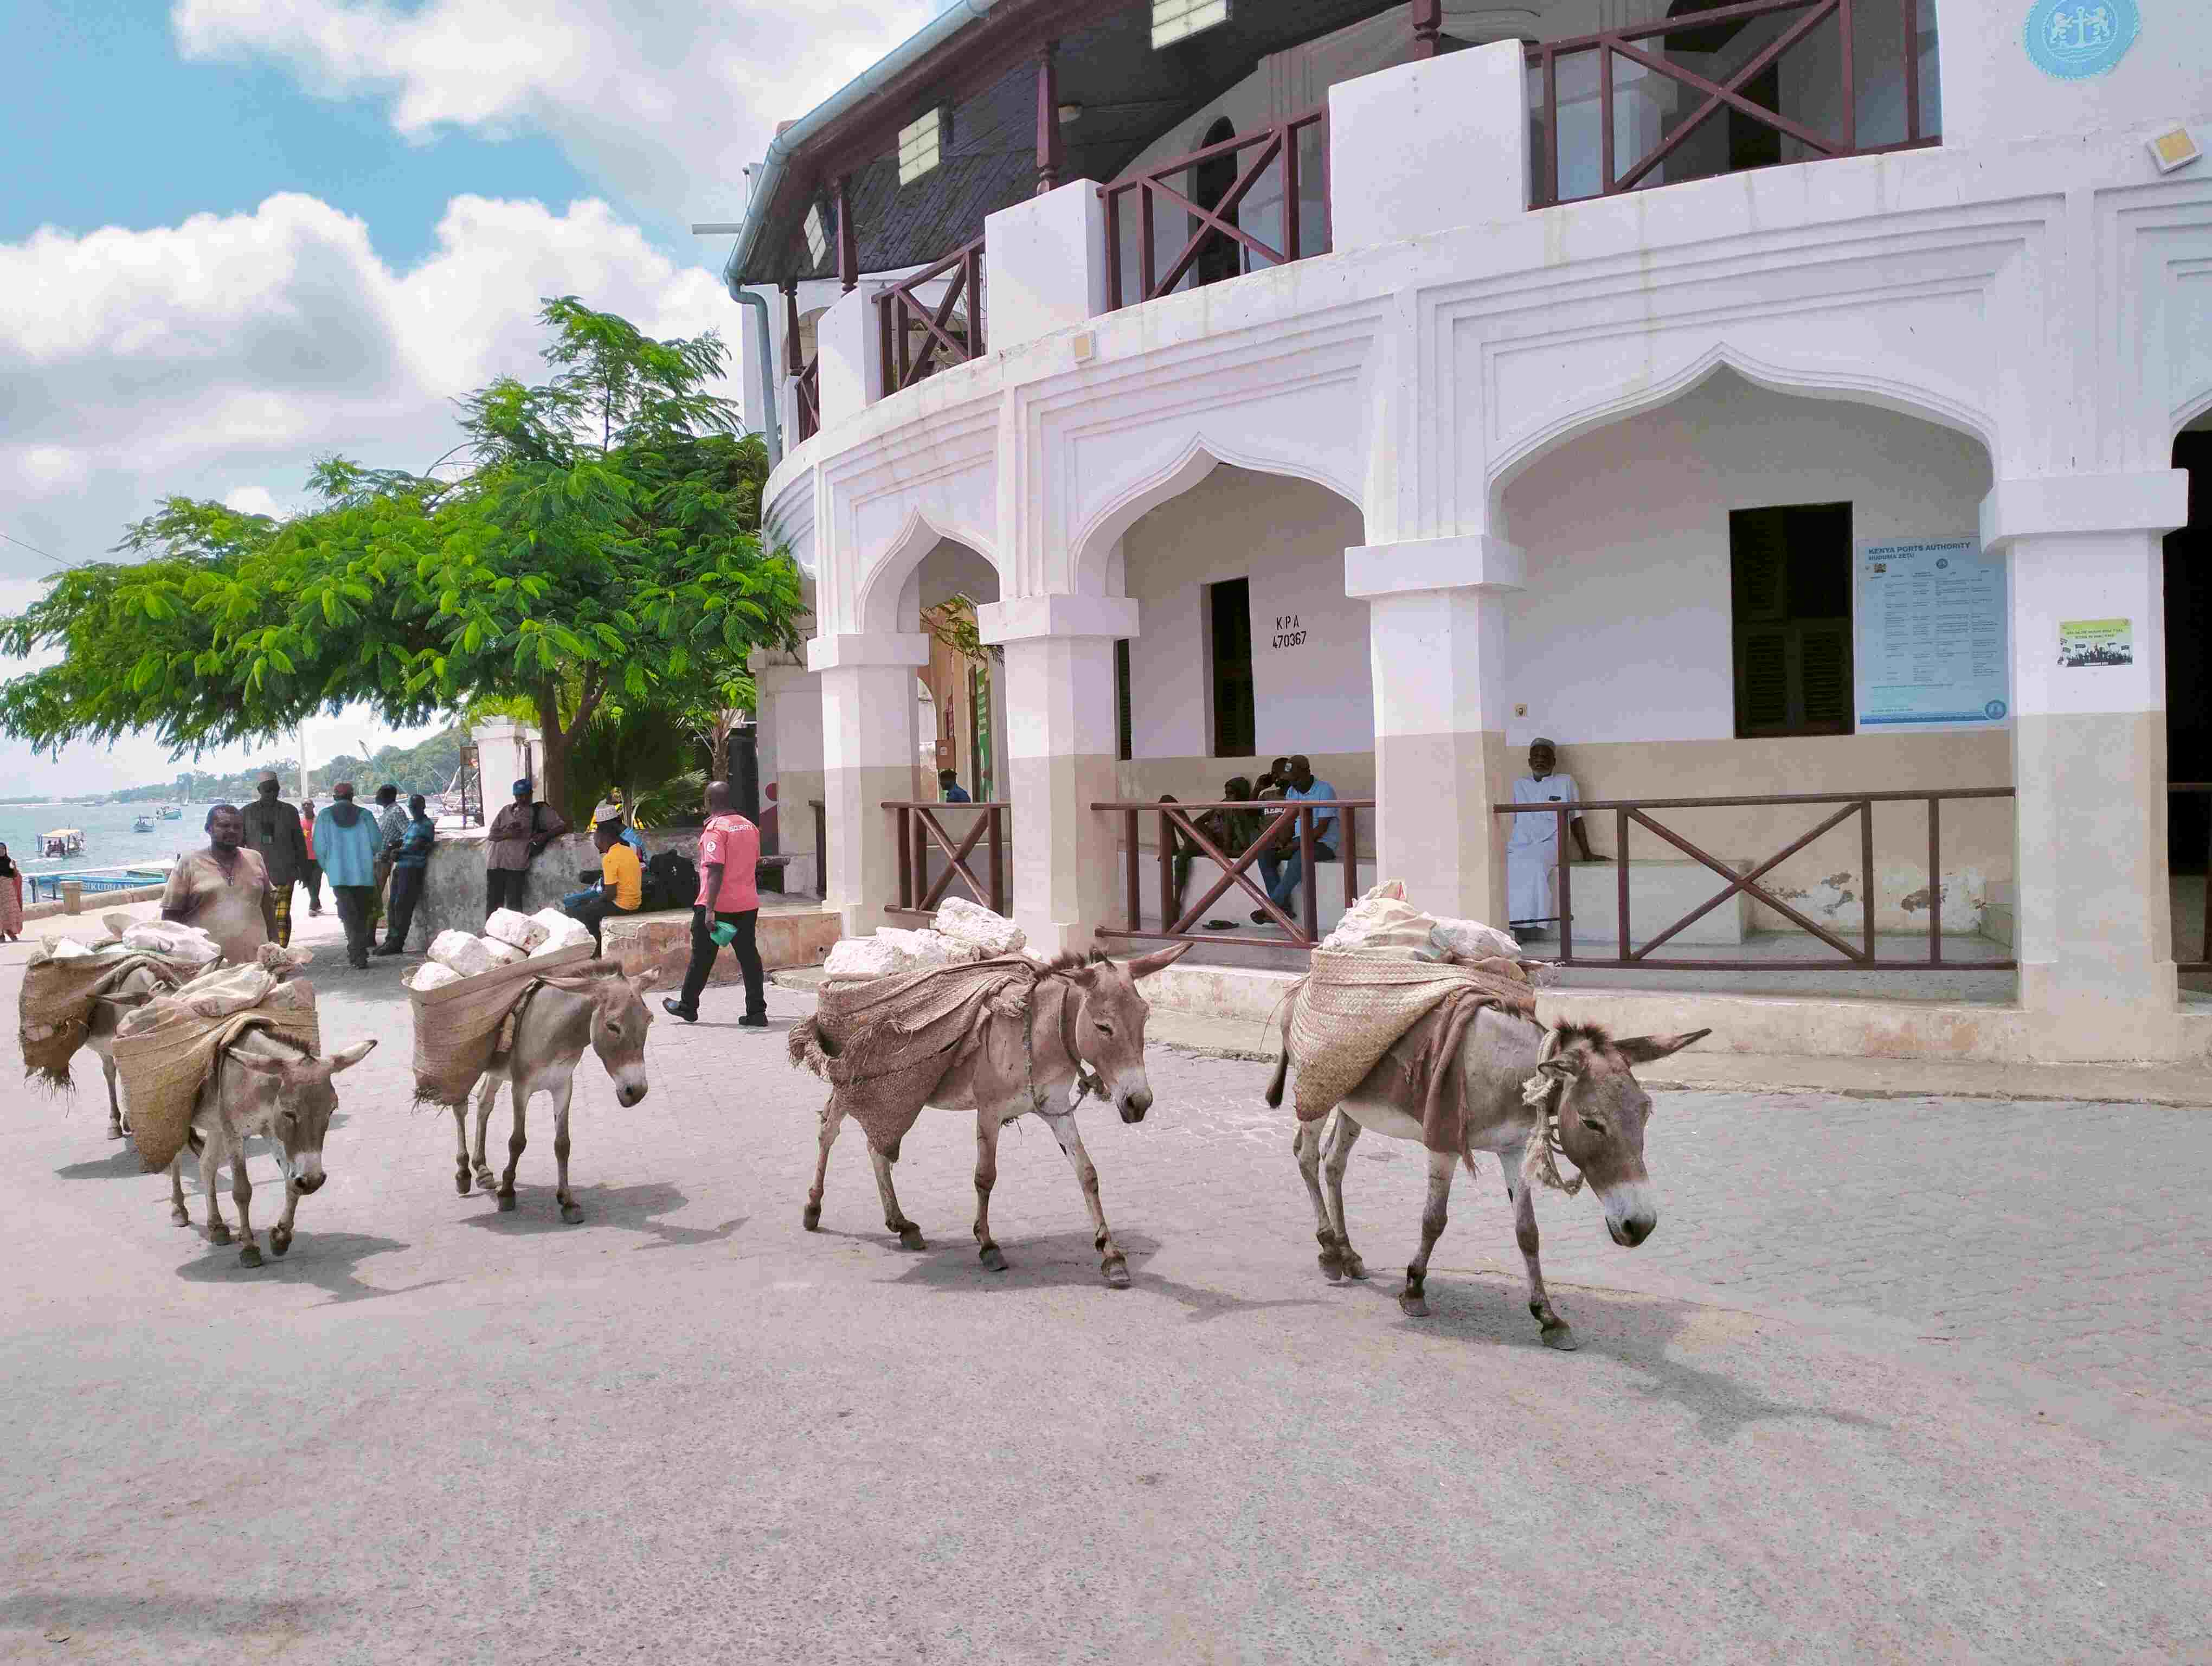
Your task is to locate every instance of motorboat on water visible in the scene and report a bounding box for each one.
[38,829,85,858]
[156,804,182,821]
[132,815,156,833]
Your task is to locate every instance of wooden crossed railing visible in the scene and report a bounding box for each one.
[1092,797,1368,951]
[1494,787,2015,969]
[1527,0,1935,209]
[794,353,820,444]
[884,800,1008,918]
[1101,107,1329,311]
[875,236,985,396]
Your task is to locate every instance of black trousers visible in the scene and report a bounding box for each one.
[677,906,766,1016]
[383,866,426,951]
[567,892,639,953]
[331,885,376,967]
[486,867,531,916]
[300,861,323,911]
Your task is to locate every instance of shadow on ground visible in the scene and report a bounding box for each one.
[173,1230,450,1306]
[454,1177,745,1251]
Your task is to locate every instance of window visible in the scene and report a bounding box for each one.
[897,109,944,185]
[1114,638,1133,762]
[1154,0,1229,49]
[1731,503,1854,738]
[1206,577,1255,757]
[804,203,829,267]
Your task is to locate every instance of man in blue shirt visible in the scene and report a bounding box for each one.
[1253,754,1338,923]
[313,782,384,969]
[938,769,971,804]
[375,794,437,957]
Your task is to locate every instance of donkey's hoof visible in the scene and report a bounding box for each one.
[1398,1290,1430,1318]
[979,1244,1007,1272]
[237,1244,263,1268]
[474,1168,496,1194]
[560,1202,585,1225]
[107,1124,125,1142]
[1342,1254,1369,1281]
[1317,1252,1345,1283]
[1540,1323,1579,1352]
[269,1227,292,1259]
[207,1223,231,1246]
[170,1209,191,1228]
[896,1225,927,1252]
[496,1193,517,1213]
[1102,1257,1132,1289]
[802,1203,821,1232]
[455,1169,472,1196]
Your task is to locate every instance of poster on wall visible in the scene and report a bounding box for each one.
[2059,617,2134,667]
[1855,539,2010,727]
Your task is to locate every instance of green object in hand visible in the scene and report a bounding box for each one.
[709,921,737,947]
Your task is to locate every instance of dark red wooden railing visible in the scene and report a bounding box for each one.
[874,237,986,396]
[1101,108,1329,311]
[1092,797,1369,952]
[1494,787,2014,969]
[1527,0,1936,209]
[884,799,1008,918]
[793,353,820,444]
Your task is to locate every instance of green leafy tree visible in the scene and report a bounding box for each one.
[1,299,803,811]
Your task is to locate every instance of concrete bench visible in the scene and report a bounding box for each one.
[1564,858,1750,948]
[600,903,842,989]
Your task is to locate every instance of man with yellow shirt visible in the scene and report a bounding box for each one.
[565,803,644,955]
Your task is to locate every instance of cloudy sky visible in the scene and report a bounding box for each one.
[1,0,932,795]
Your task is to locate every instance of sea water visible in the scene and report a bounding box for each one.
[0,799,207,883]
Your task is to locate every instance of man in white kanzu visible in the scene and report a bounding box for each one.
[1506,738,1599,938]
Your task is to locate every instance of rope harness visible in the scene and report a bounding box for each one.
[1517,1028,1585,1196]
[1024,972,1102,1116]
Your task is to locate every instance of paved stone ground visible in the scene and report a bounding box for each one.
[3,905,2209,1663]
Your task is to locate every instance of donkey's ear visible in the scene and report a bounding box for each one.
[1536,1056,1582,1084]
[1614,1029,1711,1066]
[328,1039,378,1074]
[231,1052,290,1079]
[626,971,658,1001]
[1122,943,1193,981]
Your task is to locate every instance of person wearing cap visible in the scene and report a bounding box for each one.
[313,783,383,969]
[374,794,438,956]
[1507,738,1599,938]
[485,778,569,917]
[563,802,643,954]
[240,773,309,946]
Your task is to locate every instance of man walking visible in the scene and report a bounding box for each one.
[240,774,309,946]
[661,780,768,1028]
[299,797,323,915]
[375,794,436,956]
[314,783,382,970]
[486,779,567,917]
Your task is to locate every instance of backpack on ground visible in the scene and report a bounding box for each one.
[645,850,699,912]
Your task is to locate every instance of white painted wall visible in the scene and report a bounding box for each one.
[1500,370,1995,748]
[1120,465,1373,761]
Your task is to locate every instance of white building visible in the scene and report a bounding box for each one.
[717,0,2212,1065]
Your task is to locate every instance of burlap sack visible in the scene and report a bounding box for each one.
[1285,947,1535,1122]
[407,943,596,1107]
[788,957,1038,1150]
[18,947,207,1092]
[113,979,321,1172]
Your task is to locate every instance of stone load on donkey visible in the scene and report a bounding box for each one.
[16,920,223,1092]
[111,959,321,1173]
[406,940,598,1107]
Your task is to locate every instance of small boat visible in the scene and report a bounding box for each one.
[156,804,182,821]
[40,828,86,858]
[132,815,156,833]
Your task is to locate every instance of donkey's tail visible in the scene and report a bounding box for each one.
[1261,986,1300,1109]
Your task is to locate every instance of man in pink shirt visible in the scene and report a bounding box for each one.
[662,779,769,1027]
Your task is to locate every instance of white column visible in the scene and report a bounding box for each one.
[813,283,882,430]
[1984,470,2189,1060]
[979,593,1140,957]
[1348,535,1523,925]
[809,631,929,936]
[983,178,1107,354]
[754,657,824,893]
[1329,40,1529,247]
[471,718,541,804]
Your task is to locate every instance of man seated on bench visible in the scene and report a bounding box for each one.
[566,802,644,954]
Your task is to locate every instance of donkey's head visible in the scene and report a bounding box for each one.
[588,971,655,1108]
[230,1038,377,1194]
[1060,944,1192,1123]
[1529,1024,1709,1247]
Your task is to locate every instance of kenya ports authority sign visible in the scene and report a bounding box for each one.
[2024,0,2140,79]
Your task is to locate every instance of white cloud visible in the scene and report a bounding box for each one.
[172,0,936,228]
[0,190,736,791]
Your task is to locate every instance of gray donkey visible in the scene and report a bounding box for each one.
[456,966,654,1222]
[1268,1002,1706,1349]
[802,945,1188,1286]
[168,1032,378,1266]
[88,965,178,1141]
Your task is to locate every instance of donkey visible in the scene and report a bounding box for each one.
[805,945,1189,1286]
[1268,1003,1707,1349]
[88,965,178,1141]
[167,1032,378,1266]
[456,967,654,1222]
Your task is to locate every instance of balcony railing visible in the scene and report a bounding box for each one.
[1527,0,1936,209]
[1092,797,1369,952]
[875,236,986,398]
[794,353,820,444]
[1494,787,2014,970]
[884,799,1008,918]
[1102,108,1330,311]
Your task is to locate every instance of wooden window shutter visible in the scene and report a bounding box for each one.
[1732,504,1853,738]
